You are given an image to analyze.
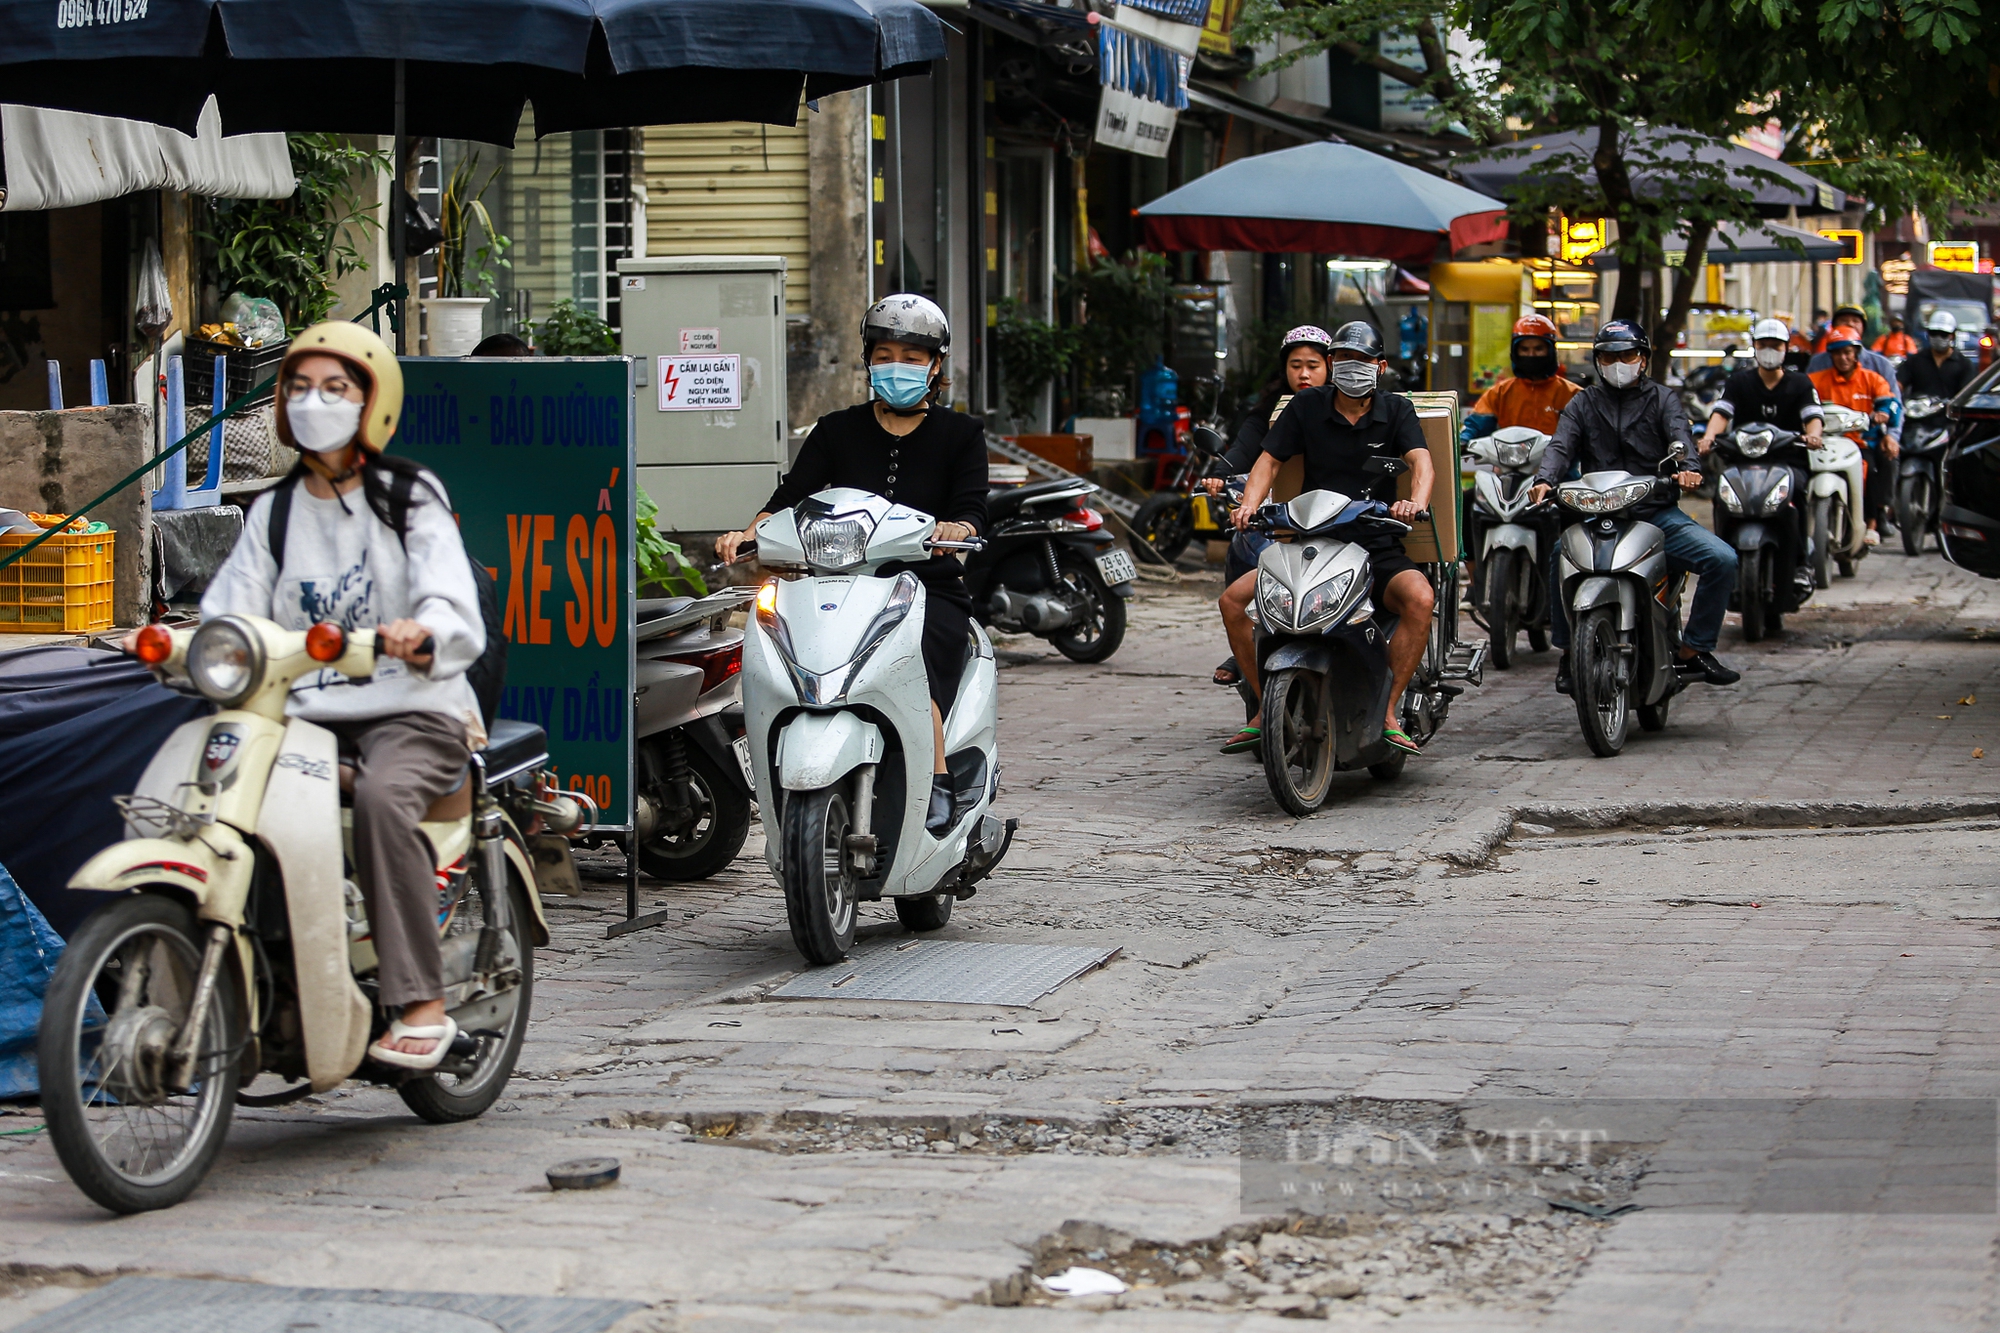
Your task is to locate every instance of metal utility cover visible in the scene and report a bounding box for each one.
[15,1278,643,1333]
[770,938,1119,1006]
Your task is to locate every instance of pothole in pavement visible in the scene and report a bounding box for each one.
[594,1103,1246,1156]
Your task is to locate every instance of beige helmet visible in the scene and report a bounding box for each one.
[273,321,404,454]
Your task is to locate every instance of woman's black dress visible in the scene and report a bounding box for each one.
[763,403,990,715]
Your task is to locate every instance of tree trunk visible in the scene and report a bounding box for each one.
[1650,218,1714,382]
[1591,119,1648,325]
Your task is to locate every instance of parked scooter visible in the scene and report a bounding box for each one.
[1895,394,1951,556]
[1710,422,1814,641]
[742,489,1016,964]
[632,587,755,880]
[1245,489,1474,814]
[39,617,578,1213]
[1811,404,1871,583]
[965,476,1135,663]
[1463,426,1557,669]
[1131,424,1234,563]
[1556,470,1689,756]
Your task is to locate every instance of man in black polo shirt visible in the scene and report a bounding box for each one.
[1698,317,1823,599]
[1220,320,1435,756]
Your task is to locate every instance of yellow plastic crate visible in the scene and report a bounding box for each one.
[0,528,115,633]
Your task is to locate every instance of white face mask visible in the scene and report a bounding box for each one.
[1330,361,1379,398]
[287,393,364,453]
[1599,360,1642,389]
[1754,345,1786,371]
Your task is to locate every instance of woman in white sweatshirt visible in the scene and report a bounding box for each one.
[199,322,486,1071]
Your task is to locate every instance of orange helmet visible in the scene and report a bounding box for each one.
[1513,313,1559,342]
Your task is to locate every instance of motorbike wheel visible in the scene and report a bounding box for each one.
[781,785,860,965]
[1637,693,1671,733]
[38,894,240,1214]
[1260,668,1334,815]
[1048,559,1126,664]
[1571,607,1630,758]
[1897,477,1927,557]
[1132,494,1195,564]
[1367,751,1407,781]
[1810,496,1833,590]
[894,891,953,932]
[1739,549,1766,643]
[1483,547,1516,670]
[636,742,751,882]
[398,863,536,1124]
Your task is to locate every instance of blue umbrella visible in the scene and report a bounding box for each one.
[0,0,942,143]
[1138,142,1508,265]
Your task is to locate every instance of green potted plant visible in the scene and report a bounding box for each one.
[424,152,512,356]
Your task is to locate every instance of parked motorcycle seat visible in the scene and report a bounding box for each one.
[636,596,696,620]
[986,479,1086,518]
[479,718,550,787]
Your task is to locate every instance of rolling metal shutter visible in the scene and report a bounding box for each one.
[642,122,809,315]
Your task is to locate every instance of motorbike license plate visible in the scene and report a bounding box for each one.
[1096,549,1138,585]
[731,735,753,786]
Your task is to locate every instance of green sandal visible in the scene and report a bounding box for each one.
[1220,724,1262,754]
[1382,726,1422,755]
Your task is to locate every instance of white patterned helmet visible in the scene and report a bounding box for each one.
[862,294,950,357]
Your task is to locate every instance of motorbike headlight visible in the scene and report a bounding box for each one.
[1737,431,1773,459]
[1494,439,1531,468]
[1259,576,1295,628]
[1558,483,1609,514]
[186,617,263,707]
[1716,473,1745,514]
[1561,480,1653,514]
[1760,470,1792,515]
[1296,570,1357,629]
[798,514,873,571]
[1907,396,1945,420]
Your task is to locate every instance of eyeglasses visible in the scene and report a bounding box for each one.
[283,376,360,405]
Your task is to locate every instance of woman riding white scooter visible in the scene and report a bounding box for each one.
[139,322,488,1072]
[715,295,987,833]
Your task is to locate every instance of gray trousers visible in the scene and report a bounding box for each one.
[329,711,470,1010]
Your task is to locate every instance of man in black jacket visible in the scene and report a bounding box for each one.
[1900,310,1977,401]
[1530,321,1741,693]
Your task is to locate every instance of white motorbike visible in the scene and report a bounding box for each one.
[1464,426,1557,669]
[38,617,581,1213]
[742,488,1016,964]
[1809,404,1871,583]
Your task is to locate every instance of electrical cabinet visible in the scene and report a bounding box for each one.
[615,255,788,532]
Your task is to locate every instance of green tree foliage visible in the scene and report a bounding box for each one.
[205,134,389,333]
[530,299,620,355]
[1060,251,1174,394]
[993,299,1077,415]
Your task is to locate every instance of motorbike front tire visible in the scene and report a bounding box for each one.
[1810,496,1833,590]
[1483,546,1516,670]
[38,894,240,1214]
[1637,693,1672,733]
[1739,549,1766,643]
[1571,606,1630,758]
[636,741,751,882]
[781,785,860,965]
[399,864,536,1124]
[894,891,953,932]
[1132,493,1195,564]
[1049,558,1127,664]
[1260,668,1334,815]
[1897,476,1927,557]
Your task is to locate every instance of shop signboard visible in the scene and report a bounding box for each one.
[394,356,636,828]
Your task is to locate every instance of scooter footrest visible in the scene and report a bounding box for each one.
[1442,639,1487,686]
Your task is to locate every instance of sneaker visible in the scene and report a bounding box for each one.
[1794,565,1815,597]
[1555,653,1572,695]
[1864,528,1881,547]
[1675,650,1741,685]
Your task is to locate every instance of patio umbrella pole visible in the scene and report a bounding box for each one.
[392,57,406,355]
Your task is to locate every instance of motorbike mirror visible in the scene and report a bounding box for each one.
[133,624,173,665]
[1190,425,1225,452]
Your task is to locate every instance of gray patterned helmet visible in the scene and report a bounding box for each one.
[862,294,950,356]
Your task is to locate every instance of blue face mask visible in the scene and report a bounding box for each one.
[870,362,933,410]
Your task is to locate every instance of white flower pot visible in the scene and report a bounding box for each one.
[421,297,489,357]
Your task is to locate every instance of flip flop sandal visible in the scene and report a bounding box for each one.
[367,1016,459,1071]
[1213,657,1242,687]
[1220,724,1262,754]
[1382,726,1422,755]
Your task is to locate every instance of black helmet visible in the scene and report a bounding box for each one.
[1593,319,1650,357]
[1328,320,1384,359]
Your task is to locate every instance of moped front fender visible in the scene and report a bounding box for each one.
[1570,575,1637,632]
[1809,472,1847,499]
[1731,521,1770,552]
[775,711,885,791]
[1483,523,1537,556]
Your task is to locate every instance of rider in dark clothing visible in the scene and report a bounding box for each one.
[1900,341,1977,401]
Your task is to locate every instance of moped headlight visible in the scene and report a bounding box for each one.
[1602,479,1655,511]
[798,515,872,571]
[1760,470,1792,515]
[1494,439,1531,468]
[1258,576,1295,627]
[1295,570,1356,629]
[1737,431,1773,459]
[1558,483,1608,514]
[1716,474,1745,514]
[186,617,263,706]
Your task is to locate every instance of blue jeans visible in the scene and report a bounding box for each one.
[1549,504,1738,653]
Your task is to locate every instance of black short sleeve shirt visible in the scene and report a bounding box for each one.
[1260,387,1429,502]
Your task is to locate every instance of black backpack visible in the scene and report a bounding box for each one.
[265,466,508,731]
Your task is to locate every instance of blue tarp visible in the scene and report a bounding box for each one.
[0,860,62,1099]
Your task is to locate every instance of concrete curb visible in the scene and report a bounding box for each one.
[1416,798,2000,868]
